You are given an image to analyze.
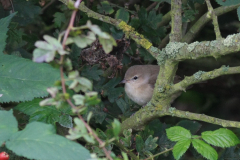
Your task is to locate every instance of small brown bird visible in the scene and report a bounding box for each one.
[121,65,180,105]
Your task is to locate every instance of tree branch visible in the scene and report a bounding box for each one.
[170,0,182,42]
[170,66,240,95]
[205,0,222,40]
[182,4,240,43]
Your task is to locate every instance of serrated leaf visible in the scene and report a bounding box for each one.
[202,128,240,147]
[85,104,107,124]
[0,54,61,103]
[0,12,17,54]
[148,10,162,29]
[216,0,240,6]
[173,139,191,160]
[116,98,128,113]
[81,65,103,81]
[97,1,114,15]
[129,17,140,29]
[6,122,91,160]
[192,139,218,160]
[12,0,41,26]
[166,126,191,141]
[145,135,158,151]
[115,8,129,23]
[15,98,73,128]
[136,135,144,152]
[73,94,85,105]
[0,110,18,145]
[53,12,66,28]
[139,47,155,62]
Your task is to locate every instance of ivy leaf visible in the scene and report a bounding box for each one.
[173,139,191,160]
[53,12,66,28]
[6,122,91,160]
[97,1,114,15]
[0,110,18,145]
[0,54,61,103]
[202,128,240,147]
[0,12,17,54]
[15,98,73,128]
[166,126,191,141]
[115,8,129,23]
[81,65,104,81]
[192,139,218,160]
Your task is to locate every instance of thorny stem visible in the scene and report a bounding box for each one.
[59,0,113,159]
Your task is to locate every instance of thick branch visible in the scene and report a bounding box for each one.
[174,33,240,61]
[170,66,240,95]
[182,4,240,43]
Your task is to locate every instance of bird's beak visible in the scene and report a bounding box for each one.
[120,79,127,84]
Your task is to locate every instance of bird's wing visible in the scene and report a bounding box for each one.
[148,73,158,89]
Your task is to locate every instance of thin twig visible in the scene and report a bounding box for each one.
[59,0,113,159]
[144,148,173,160]
[205,0,222,40]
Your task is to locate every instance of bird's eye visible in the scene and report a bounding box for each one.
[133,76,138,80]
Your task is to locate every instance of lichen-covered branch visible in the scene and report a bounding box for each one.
[182,4,240,43]
[205,0,222,40]
[170,66,240,95]
[165,107,240,128]
[175,33,240,61]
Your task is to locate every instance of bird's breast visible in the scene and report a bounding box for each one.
[124,83,153,106]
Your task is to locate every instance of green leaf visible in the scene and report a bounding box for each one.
[97,1,114,15]
[0,110,18,145]
[147,10,162,29]
[53,12,66,28]
[116,98,128,113]
[139,47,155,62]
[202,128,240,147]
[112,119,121,137]
[6,122,91,160]
[102,77,123,102]
[145,135,158,151]
[72,31,96,48]
[0,12,17,54]
[177,120,201,134]
[166,126,191,141]
[237,7,240,21]
[129,17,140,29]
[13,0,41,26]
[15,98,73,128]
[99,35,117,54]
[0,54,61,103]
[136,135,144,152]
[73,94,85,105]
[120,129,132,147]
[216,0,240,6]
[192,139,218,160]
[85,104,107,124]
[173,139,191,160]
[115,8,129,23]
[81,65,104,81]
